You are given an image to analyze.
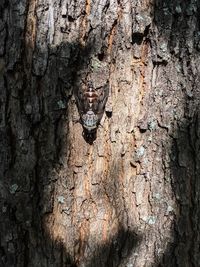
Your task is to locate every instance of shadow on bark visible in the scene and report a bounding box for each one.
[58,227,140,267]
[85,228,140,267]
[152,0,200,266]
[153,111,200,267]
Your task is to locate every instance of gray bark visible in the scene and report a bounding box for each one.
[0,0,200,266]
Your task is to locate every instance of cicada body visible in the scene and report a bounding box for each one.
[74,82,109,134]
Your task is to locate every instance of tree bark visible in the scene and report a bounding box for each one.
[0,0,200,266]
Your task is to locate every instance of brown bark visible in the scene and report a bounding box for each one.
[0,0,200,266]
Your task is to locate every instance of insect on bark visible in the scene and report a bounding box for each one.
[74,81,109,141]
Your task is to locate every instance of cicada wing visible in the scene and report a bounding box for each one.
[96,84,109,119]
[74,87,87,114]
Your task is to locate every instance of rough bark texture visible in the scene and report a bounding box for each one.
[0,0,200,266]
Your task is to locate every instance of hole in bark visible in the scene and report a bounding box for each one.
[106,111,112,118]
[68,15,75,22]
[132,32,144,45]
[139,128,147,133]
[62,14,67,18]
[97,52,105,61]
[132,26,150,45]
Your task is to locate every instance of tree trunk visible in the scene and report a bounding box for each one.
[0,0,200,266]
